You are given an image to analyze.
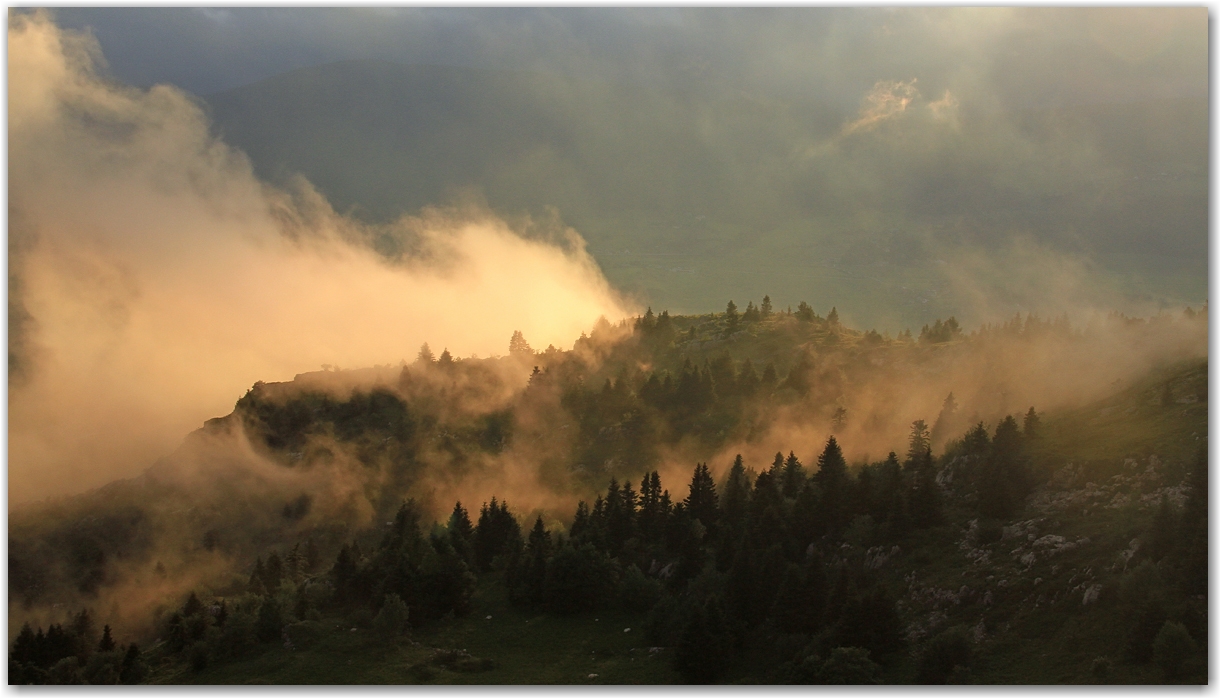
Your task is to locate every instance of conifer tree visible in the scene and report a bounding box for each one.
[570,501,591,541]
[724,300,739,336]
[979,415,1028,519]
[248,557,267,596]
[814,436,849,532]
[930,392,958,447]
[685,463,720,534]
[874,452,907,531]
[673,600,732,684]
[905,420,931,470]
[721,455,751,530]
[1177,443,1207,594]
[182,592,203,617]
[264,552,285,592]
[416,343,435,364]
[97,625,115,653]
[1023,406,1041,441]
[782,451,806,498]
[907,447,943,528]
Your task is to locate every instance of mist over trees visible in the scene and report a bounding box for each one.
[8,301,1208,683]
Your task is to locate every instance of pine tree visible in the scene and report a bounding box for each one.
[673,600,732,683]
[182,592,203,617]
[451,497,473,563]
[255,598,283,643]
[908,447,943,528]
[304,538,321,573]
[721,455,751,530]
[930,392,958,447]
[97,625,115,653]
[724,300,739,336]
[761,362,778,388]
[743,300,760,323]
[570,501,591,542]
[1148,494,1177,562]
[119,643,145,684]
[814,436,849,532]
[979,416,1027,520]
[1176,443,1207,594]
[760,295,773,317]
[416,343,435,364]
[263,552,285,592]
[782,451,806,498]
[1023,406,1041,441]
[685,463,720,534]
[905,420,931,470]
[874,452,907,532]
[508,330,533,355]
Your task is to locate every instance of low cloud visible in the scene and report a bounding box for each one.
[7,12,634,504]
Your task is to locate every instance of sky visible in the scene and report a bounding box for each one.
[47,7,1210,104]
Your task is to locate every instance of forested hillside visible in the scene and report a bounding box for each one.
[8,302,1208,684]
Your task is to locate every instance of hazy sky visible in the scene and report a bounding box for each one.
[48,7,1208,104]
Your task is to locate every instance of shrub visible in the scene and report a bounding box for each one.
[1090,656,1112,681]
[1153,621,1197,680]
[917,626,972,684]
[818,646,882,684]
[188,641,210,673]
[618,565,662,613]
[373,593,411,639]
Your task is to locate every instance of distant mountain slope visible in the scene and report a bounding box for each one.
[203,60,1207,324]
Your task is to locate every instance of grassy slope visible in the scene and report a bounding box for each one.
[145,356,1206,685]
[153,575,676,685]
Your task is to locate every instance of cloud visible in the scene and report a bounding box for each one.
[7,12,635,504]
[842,78,920,135]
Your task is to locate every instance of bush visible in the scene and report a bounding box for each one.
[254,598,284,643]
[374,593,411,639]
[188,641,210,673]
[672,600,732,684]
[544,544,620,614]
[976,519,1004,546]
[1118,560,1164,607]
[217,607,258,660]
[48,657,84,685]
[346,607,374,629]
[818,647,882,684]
[917,626,972,684]
[1090,656,1112,681]
[618,565,662,613]
[1153,621,1197,680]
[283,621,326,650]
[1123,603,1166,664]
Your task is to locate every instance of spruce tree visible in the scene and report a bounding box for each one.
[814,436,849,532]
[721,455,751,530]
[685,463,720,534]
[930,392,958,447]
[905,420,931,470]
[782,451,806,498]
[908,447,943,528]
